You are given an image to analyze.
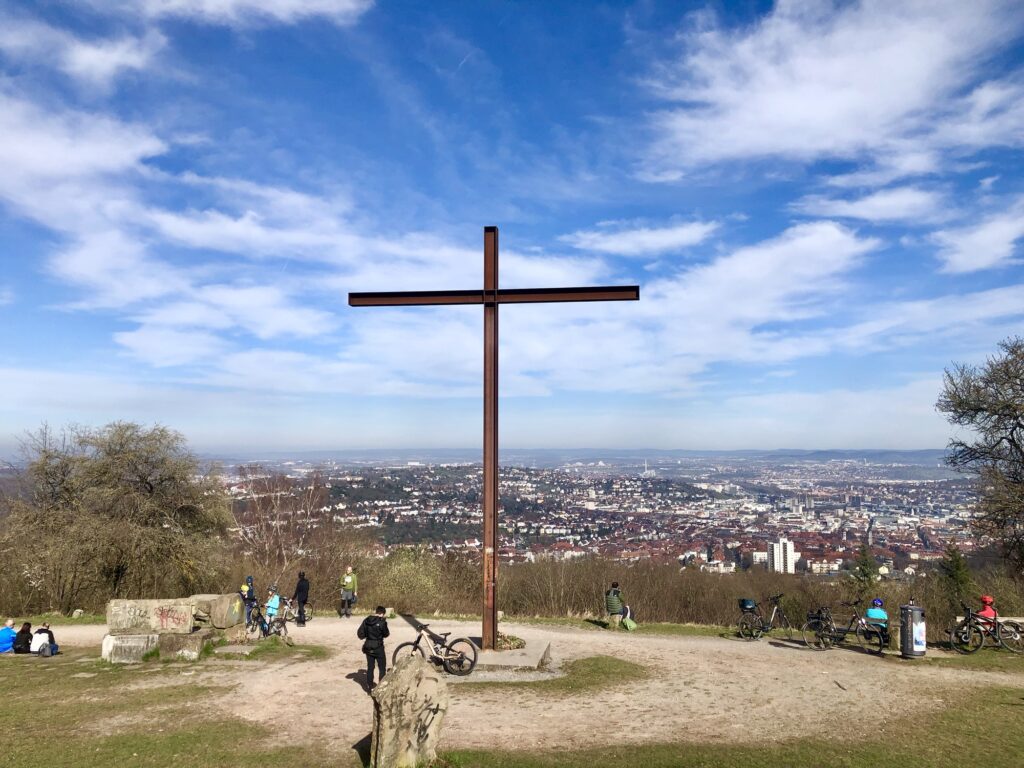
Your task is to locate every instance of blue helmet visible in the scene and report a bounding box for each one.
[872,598,883,608]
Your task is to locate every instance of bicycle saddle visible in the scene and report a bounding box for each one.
[770,593,784,601]
[438,631,451,638]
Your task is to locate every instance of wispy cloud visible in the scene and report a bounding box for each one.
[560,220,718,256]
[792,187,947,223]
[0,16,165,89]
[931,198,1024,273]
[642,0,1024,180]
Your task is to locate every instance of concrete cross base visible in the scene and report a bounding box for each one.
[474,640,552,672]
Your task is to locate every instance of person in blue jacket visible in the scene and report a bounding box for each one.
[0,618,16,653]
[866,597,889,631]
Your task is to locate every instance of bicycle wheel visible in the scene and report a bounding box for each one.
[304,602,314,622]
[392,642,426,666]
[856,624,884,655]
[998,621,1024,654]
[802,619,833,650]
[738,612,763,640]
[442,638,478,676]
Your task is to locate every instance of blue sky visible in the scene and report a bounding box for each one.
[1,0,1023,456]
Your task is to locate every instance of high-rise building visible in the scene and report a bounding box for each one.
[767,537,800,574]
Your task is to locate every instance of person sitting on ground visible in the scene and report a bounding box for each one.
[30,622,58,656]
[357,606,391,692]
[605,581,625,629]
[13,622,33,654]
[0,619,17,654]
[865,598,889,634]
[977,594,998,626]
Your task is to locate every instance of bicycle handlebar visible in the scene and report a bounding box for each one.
[769,593,784,601]
[840,600,862,608]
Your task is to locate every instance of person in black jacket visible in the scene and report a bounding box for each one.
[292,571,310,627]
[13,622,33,654]
[357,606,390,691]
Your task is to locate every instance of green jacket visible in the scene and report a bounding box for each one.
[340,572,358,594]
[605,588,623,615]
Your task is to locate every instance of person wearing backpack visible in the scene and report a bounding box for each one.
[240,575,256,625]
[30,622,58,656]
[357,606,390,692]
[605,581,625,629]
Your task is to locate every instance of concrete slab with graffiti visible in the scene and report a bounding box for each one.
[107,599,196,635]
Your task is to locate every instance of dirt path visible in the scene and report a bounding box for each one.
[61,618,1024,757]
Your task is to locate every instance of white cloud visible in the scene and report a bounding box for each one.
[0,286,12,306]
[931,199,1024,273]
[560,220,718,256]
[643,0,1024,179]
[113,326,228,367]
[793,187,946,223]
[0,17,165,88]
[87,0,374,27]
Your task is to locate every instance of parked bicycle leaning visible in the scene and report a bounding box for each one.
[737,593,795,641]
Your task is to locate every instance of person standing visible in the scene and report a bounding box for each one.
[605,581,625,629]
[264,585,281,635]
[292,571,310,627]
[357,606,390,691]
[340,566,358,618]
[240,575,256,625]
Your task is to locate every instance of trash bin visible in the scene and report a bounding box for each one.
[900,603,926,658]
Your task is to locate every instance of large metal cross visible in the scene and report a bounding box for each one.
[349,226,639,649]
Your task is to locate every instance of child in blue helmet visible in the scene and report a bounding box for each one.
[866,597,889,630]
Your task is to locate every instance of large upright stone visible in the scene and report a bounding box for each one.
[191,593,244,629]
[107,599,195,635]
[370,655,449,768]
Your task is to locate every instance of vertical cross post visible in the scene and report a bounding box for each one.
[482,226,499,651]
[348,226,638,654]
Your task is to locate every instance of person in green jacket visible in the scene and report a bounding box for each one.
[340,565,358,618]
[605,581,625,629]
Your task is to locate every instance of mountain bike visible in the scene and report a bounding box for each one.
[282,598,315,624]
[737,593,796,641]
[391,624,478,676]
[949,601,1024,654]
[802,601,884,654]
[246,604,293,646]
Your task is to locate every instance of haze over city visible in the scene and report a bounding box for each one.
[3,1,1024,456]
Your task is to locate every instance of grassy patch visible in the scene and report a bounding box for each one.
[0,647,344,768]
[214,635,330,661]
[441,685,1024,768]
[463,655,647,695]
[909,649,1024,674]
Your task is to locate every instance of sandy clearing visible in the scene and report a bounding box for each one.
[44,617,1024,757]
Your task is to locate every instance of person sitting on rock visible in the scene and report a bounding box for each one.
[977,594,998,627]
[13,622,33,654]
[357,606,391,692]
[0,619,17,653]
[30,622,58,656]
[605,581,625,629]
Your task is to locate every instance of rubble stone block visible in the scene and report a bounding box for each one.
[101,633,159,664]
[107,599,195,635]
[158,628,216,661]
[370,654,449,768]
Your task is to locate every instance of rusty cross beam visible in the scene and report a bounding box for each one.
[349,226,639,650]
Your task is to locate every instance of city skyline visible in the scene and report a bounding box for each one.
[2,1,1024,455]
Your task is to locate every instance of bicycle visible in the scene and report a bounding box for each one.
[949,601,1024,654]
[281,598,315,624]
[802,600,885,654]
[246,603,293,646]
[737,593,796,641]
[391,624,478,676]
